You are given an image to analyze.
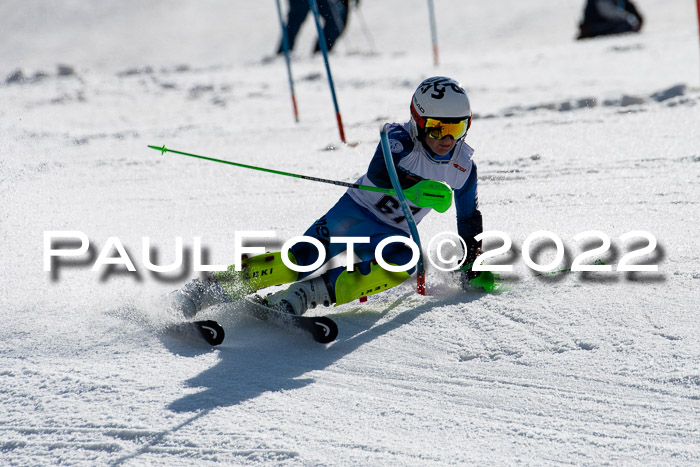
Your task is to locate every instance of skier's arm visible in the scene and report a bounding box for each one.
[455,162,483,273]
[454,162,498,291]
[366,126,424,190]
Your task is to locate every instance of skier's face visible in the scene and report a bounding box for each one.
[424,134,456,155]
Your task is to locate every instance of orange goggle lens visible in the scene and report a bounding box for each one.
[424,118,468,140]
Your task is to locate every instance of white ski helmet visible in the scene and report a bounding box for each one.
[410,76,471,141]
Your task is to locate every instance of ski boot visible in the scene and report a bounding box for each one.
[266,276,333,316]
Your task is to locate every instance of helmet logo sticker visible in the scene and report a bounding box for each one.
[412,95,425,113]
[419,77,466,100]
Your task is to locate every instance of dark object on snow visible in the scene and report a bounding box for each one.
[6,69,24,84]
[650,84,687,102]
[277,0,351,54]
[577,0,643,40]
[57,65,75,77]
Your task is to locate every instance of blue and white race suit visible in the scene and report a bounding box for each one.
[290,122,483,297]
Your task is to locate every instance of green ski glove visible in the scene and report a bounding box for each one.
[468,270,500,292]
[459,261,501,292]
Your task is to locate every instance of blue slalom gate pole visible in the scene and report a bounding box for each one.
[308,0,347,143]
[379,125,426,295]
[275,0,300,122]
[427,0,439,66]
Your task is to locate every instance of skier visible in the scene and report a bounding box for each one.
[276,0,350,55]
[172,76,489,318]
[577,0,643,40]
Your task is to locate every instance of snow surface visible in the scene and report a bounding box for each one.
[1,0,699,465]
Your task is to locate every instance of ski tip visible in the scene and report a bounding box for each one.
[195,320,225,346]
[310,316,338,344]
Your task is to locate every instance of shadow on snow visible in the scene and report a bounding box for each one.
[166,290,481,413]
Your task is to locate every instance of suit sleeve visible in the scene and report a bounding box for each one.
[454,162,483,267]
[366,126,423,190]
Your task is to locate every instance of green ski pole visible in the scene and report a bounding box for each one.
[148,145,453,212]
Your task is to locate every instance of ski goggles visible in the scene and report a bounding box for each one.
[424,117,469,140]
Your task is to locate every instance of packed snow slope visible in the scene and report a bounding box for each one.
[1,0,699,465]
